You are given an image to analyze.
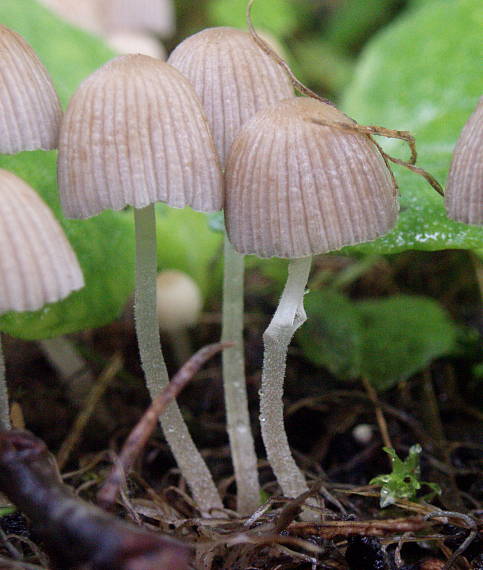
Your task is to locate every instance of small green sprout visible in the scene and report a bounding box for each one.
[370,444,441,508]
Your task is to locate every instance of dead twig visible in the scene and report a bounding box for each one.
[0,430,191,569]
[361,376,393,451]
[288,516,429,540]
[97,342,233,511]
[57,353,123,470]
[424,511,479,570]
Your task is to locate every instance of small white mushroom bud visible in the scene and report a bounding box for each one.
[156,270,202,368]
[156,270,202,333]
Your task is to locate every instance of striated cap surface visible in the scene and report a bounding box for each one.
[168,27,293,165]
[0,25,62,154]
[0,169,84,314]
[225,97,398,258]
[445,98,482,225]
[58,54,222,219]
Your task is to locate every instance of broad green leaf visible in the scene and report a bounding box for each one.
[0,1,135,339]
[299,293,457,391]
[356,296,457,390]
[156,207,223,300]
[207,0,299,36]
[342,0,483,255]
[297,290,362,379]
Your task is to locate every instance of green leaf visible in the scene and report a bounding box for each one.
[357,295,457,390]
[207,0,299,36]
[299,293,457,391]
[156,207,223,300]
[342,0,483,255]
[297,290,362,380]
[370,445,441,508]
[0,1,135,339]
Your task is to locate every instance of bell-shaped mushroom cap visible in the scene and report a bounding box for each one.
[0,25,62,154]
[58,54,222,219]
[225,97,398,259]
[168,27,293,165]
[445,98,482,225]
[0,169,84,314]
[102,0,175,39]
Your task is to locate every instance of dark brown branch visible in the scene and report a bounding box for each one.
[288,517,429,539]
[0,430,191,570]
[97,342,233,511]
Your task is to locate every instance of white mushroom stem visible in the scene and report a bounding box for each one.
[260,256,312,499]
[0,337,10,429]
[221,237,260,515]
[134,204,223,514]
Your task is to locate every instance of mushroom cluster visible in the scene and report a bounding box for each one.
[2,8,475,524]
[0,25,83,428]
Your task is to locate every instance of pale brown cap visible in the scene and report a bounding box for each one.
[445,98,482,225]
[58,54,223,219]
[168,27,293,165]
[0,169,84,314]
[0,25,62,154]
[102,0,175,38]
[225,97,398,258]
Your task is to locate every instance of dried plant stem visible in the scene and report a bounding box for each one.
[57,353,123,470]
[222,237,260,515]
[0,337,10,430]
[134,204,223,514]
[361,376,393,450]
[260,257,312,499]
[98,342,231,511]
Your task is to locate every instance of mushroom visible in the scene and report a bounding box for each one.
[0,169,84,428]
[0,25,64,428]
[225,96,398,501]
[156,269,202,367]
[445,97,482,225]
[0,24,62,153]
[168,26,293,513]
[58,54,224,514]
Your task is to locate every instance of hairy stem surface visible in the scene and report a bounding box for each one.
[134,205,223,514]
[260,256,312,499]
[221,237,260,514]
[0,337,10,429]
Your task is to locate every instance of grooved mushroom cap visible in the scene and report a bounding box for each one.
[225,97,399,259]
[58,54,223,219]
[0,25,62,154]
[168,27,293,165]
[0,169,84,314]
[445,98,482,225]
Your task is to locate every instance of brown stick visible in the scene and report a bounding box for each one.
[288,517,429,539]
[57,353,123,470]
[97,342,233,511]
[361,376,393,451]
[0,430,191,569]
